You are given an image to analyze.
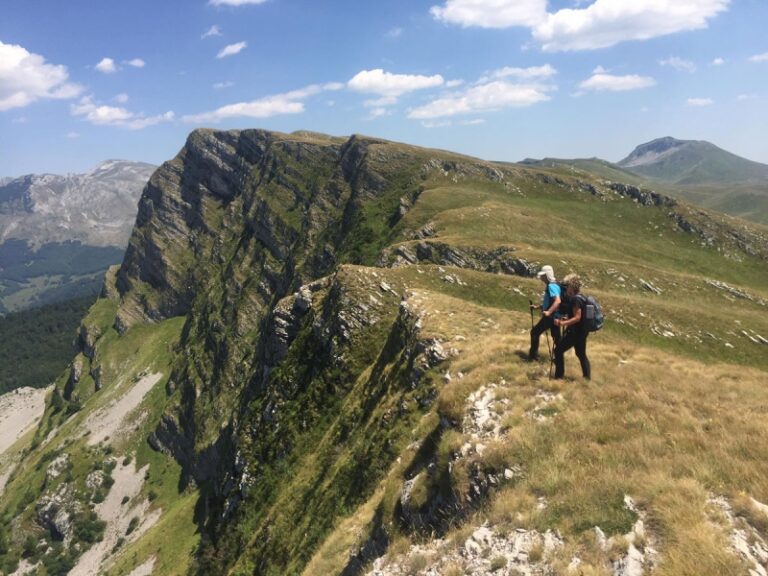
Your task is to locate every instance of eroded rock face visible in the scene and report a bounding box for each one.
[37,482,77,541]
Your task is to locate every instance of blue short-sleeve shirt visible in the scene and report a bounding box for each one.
[542,282,561,312]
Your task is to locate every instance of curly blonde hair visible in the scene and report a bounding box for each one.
[563,273,581,294]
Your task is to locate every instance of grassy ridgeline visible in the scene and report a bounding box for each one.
[0,295,93,394]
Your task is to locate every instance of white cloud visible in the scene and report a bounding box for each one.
[460,118,486,125]
[686,97,713,106]
[431,0,729,52]
[408,80,553,119]
[386,27,404,39]
[749,52,768,63]
[659,56,696,72]
[0,41,83,111]
[348,69,444,98]
[183,83,338,124]
[535,0,730,52]
[421,120,452,128]
[736,93,756,101]
[480,64,557,83]
[71,95,174,129]
[364,95,398,108]
[217,42,247,59]
[126,58,145,68]
[578,72,656,92]
[446,79,465,88]
[213,81,234,89]
[66,131,80,139]
[202,25,223,38]
[209,0,267,5]
[95,57,117,74]
[368,107,391,119]
[712,57,725,65]
[114,93,129,103]
[430,0,548,28]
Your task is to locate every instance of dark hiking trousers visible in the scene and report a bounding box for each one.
[529,315,560,360]
[554,328,590,379]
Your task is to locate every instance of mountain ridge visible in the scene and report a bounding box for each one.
[1,129,767,576]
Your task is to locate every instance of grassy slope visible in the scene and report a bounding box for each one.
[522,157,768,226]
[0,294,198,575]
[301,167,768,575]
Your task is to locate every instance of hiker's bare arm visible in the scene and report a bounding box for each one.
[555,302,581,327]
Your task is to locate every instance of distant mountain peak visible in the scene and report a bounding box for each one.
[620,137,692,168]
[618,137,768,185]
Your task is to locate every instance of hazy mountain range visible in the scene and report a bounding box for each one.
[0,160,155,313]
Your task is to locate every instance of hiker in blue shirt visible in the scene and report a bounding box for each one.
[528,265,561,361]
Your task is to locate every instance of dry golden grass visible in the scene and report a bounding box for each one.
[382,282,768,575]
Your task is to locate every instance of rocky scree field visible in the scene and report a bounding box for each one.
[1,129,767,576]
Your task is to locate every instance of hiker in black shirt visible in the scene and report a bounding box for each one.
[553,274,591,380]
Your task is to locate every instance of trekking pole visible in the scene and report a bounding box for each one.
[545,329,553,380]
[528,299,535,330]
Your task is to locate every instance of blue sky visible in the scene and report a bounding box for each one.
[1,0,767,176]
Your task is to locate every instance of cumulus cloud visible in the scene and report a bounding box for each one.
[202,25,223,38]
[421,120,452,128]
[217,42,247,58]
[659,56,696,72]
[0,41,83,111]
[430,0,548,28]
[431,0,729,52]
[209,0,267,5]
[368,107,391,119]
[183,83,340,124]
[408,80,553,119]
[686,97,713,106]
[364,96,399,108]
[479,64,557,83]
[749,52,768,63]
[578,72,656,92]
[348,69,444,98]
[446,79,465,88]
[95,57,117,73]
[736,93,756,101]
[213,81,234,89]
[126,58,145,68]
[71,95,174,129]
[535,0,729,51]
[712,57,725,65]
[114,93,129,103]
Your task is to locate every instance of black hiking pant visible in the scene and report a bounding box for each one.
[529,315,560,360]
[554,328,590,379]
